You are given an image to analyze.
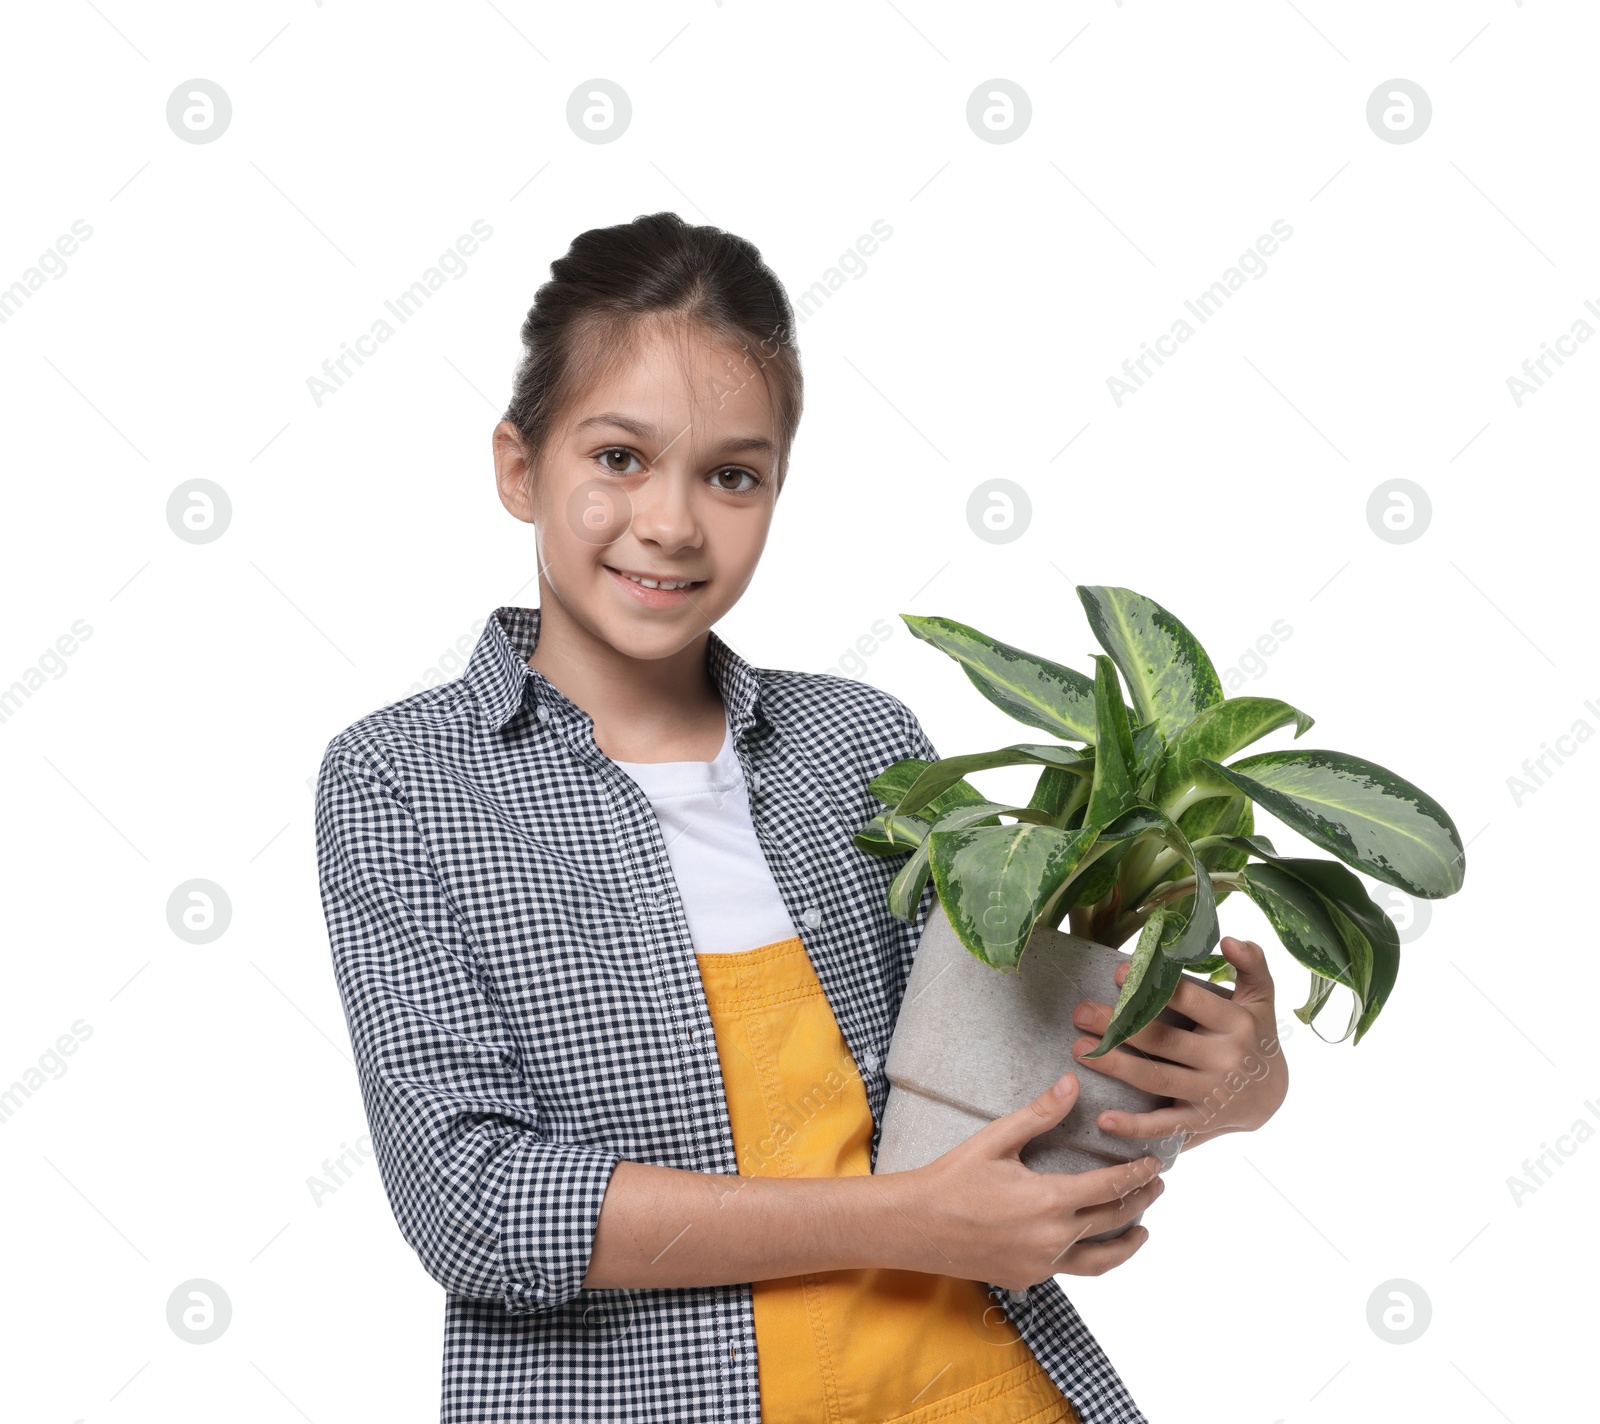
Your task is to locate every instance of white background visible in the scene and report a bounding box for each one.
[2,1,1593,1420]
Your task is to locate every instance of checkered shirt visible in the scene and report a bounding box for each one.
[313,604,1149,1424]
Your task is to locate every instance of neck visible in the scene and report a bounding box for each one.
[527,584,725,761]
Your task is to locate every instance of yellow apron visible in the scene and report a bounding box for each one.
[695,934,1081,1424]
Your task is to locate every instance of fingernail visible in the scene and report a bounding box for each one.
[1053,1074,1073,1099]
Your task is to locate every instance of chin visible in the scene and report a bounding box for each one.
[594,607,707,660]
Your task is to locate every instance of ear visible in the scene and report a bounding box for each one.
[493,422,538,524]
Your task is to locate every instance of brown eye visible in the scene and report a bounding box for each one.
[598,447,641,475]
[713,467,759,492]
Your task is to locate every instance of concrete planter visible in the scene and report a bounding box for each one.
[875,899,1222,1241]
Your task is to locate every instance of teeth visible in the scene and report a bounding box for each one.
[618,570,698,590]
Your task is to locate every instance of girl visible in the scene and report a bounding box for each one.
[314,211,1287,1424]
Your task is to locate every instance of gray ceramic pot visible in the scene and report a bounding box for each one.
[874,899,1228,1241]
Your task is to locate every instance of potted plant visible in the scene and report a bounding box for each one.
[858,585,1465,1233]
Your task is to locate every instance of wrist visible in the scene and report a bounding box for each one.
[856,1164,938,1275]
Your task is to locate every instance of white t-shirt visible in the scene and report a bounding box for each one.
[611,712,799,955]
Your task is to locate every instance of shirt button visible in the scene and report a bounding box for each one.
[801,906,821,929]
[748,770,762,794]
[536,704,550,723]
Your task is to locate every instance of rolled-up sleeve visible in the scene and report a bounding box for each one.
[313,733,620,1317]
[896,700,941,765]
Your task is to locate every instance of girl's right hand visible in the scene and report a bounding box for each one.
[885,1072,1163,1288]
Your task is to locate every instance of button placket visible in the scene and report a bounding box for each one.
[609,767,721,1071]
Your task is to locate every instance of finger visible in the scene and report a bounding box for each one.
[1063,1177,1164,1255]
[1163,974,1242,1033]
[1062,1151,1164,1211]
[1072,999,1222,1070]
[1054,1223,1149,1277]
[1220,936,1275,1008]
[1093,1103,1204,1144]
[972,1072,1080,1158]
[1074,1036,1211,1103]
[1106,957,1255,1036]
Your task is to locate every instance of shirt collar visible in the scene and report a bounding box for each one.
[465,605,766,748]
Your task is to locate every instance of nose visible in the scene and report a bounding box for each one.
[629,466,702,553]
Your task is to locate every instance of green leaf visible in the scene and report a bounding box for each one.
[928,821,1100,968]
[893,744,1093,819]
[1086,655,1138,825]
[1151,696,1315,809]
[1061,847,1124,913]
[868,756,988,813]
[1109,794,1249,919]
[1183,798,1254,871]
[1077,585,1224,743]
[887,801,1056,922]
[1080,906,1185,1058]
[1131,723,1166,793]
[1098,805,1220,965]
[902,614,1102,742]
[1028,763,1089,825]
[853,809,928,856]
[1211,836,1401,1045]
[1176,952,1234,978]
[1294,970,1338,1025]
[1236,862,1357,990]
[1351,928,1398,1045]
[1170,796,1255,908]
[1332,907,1374,1042]
[1194,749,1465,899]
[858,755,987,859]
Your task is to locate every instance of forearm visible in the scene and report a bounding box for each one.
[583,1159,927,1289]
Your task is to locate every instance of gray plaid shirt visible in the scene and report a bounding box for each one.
[313,605,1148,1424]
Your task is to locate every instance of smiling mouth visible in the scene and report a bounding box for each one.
[604,565,706,591]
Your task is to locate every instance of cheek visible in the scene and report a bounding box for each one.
[714,516,771,591]
[539,477,636,577]
[532,504,610,601]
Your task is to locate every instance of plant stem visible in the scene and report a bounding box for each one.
[1116,838,1162,902]
[1136,871,1246,913]
[1122,845,1180,904]
[1101,870,1247,946]
[1037,839,1115,931]
[1162,782,1216,822]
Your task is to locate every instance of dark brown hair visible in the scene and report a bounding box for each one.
[502,211,802,494]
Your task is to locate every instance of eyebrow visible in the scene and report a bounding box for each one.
[572,411,776,457]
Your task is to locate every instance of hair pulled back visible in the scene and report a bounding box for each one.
[503,211,802,490]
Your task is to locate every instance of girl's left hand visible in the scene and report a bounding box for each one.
[1069,935,1288,1154]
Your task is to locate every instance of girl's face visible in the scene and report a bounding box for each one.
[494,320,781,662]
